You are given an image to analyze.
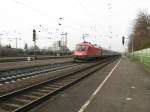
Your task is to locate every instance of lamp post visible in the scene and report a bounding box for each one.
[7,37,21,49]
[131,36,134,53]
[61,32,68,55]
[58,17,63,55]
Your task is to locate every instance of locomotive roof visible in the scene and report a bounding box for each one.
[77,41,101,48]
[76,42,119,54]
[77,41,91,45]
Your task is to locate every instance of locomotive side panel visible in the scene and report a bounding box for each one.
[86,46,102,58]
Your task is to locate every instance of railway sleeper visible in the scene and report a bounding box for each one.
[1,102,22,111]
[51,82,67,86]
[41,86,59,91]
[36,89,51,93]
[21,95,39,100]
[28,91,47,96]
[12,98,32,104]
[47,84,64,88]
[21,94,42,100]
[2,98,29,106]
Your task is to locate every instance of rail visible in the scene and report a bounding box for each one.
[0,62,77,85]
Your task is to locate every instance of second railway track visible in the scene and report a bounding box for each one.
[0,62,77,85]
[0,56,72,63]
[0,57,119,112]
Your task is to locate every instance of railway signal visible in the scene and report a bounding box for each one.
[33,29,36,41]
[33,29,37,59]
[122,36,125,46]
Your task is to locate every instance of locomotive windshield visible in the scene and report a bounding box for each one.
[76,45,87,51]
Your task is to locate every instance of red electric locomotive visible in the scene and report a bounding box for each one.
[73,41,120,61]
[73,41,102,61]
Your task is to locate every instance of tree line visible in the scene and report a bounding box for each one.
[0,45,71,57]
[128,11,150,52]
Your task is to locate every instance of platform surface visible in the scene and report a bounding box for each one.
[82,56,150,112]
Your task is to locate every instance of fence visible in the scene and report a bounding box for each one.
[128,48,150,68]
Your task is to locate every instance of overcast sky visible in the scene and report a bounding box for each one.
[0,0,150,51]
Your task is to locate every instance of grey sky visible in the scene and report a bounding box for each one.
[0,0,150,51]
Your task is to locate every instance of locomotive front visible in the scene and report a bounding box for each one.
[73,43,89,61]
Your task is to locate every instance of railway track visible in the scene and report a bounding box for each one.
[0,56,72,63]
[0,57,118,112]
[0,62,76,85]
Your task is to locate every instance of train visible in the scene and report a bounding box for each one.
[73,41,119,61]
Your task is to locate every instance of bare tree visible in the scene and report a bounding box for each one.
[128,11,150,52]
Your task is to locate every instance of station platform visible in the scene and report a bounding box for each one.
[79,56,150,112]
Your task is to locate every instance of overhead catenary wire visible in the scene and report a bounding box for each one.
[75,0,109,39]
[8,0,124,39]
[10,0,49,17]
[9,0,90,35]
[8,0,123,49]
[10,0,99,37]
[10,0,119,39]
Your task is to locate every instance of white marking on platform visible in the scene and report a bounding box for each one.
[78,58,121,112]
[131,86,135,89]
[126,97,132,101]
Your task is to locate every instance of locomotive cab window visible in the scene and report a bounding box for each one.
[76,45,87,51]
